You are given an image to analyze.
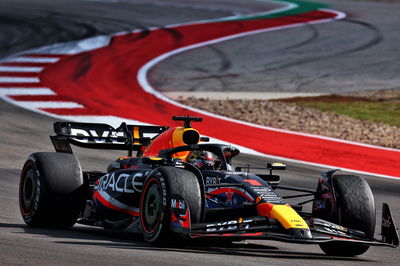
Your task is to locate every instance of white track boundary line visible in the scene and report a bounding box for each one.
[0,77,40,83]
[5,57,59,63]
[12,101,84,109]
[0,1,398,179]
[138,9,399,154]
[135,8,400,179]
[0,66,43,72]
[0,88,55,95]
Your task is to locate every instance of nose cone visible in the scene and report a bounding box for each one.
[289,228,313,239]
[257,203,310,230]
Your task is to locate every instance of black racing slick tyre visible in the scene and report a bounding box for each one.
[319,175,376,256]
[19,152,86,228]
[140,166,202,244]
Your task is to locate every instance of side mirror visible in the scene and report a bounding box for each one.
[267,162,286,170]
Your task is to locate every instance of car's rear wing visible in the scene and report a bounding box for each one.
[50,121,168,156]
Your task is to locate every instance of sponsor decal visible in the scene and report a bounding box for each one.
[171,198,186,210]
[314,218,348,236]
[159,175,167,206]
[206,187,253,201]
[252,187,273,195]
[322,227,348,236]
[206,187,254,208]
[94,171,146,193]
[206,218,253,232]
[170,196,189,230]
[70,128,125,144]
[251,186,285,204]
[258,192,284,204]
[205,176,222,185]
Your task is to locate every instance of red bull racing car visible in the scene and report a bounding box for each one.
[19,116,398,256]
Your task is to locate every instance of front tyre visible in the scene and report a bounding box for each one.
[140,166,202,244]
[319,175,375,256]
[19,152,86,228]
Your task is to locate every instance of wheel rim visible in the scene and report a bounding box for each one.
[20,167,37,215]
[142,181,162,233]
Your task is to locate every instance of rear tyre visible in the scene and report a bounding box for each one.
[319,175,375,256]
[19,152,86,228]
[140,166,202,244]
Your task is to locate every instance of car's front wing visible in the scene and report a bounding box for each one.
[171,203,398,248]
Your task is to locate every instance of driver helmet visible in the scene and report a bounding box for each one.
[187,150,216,170]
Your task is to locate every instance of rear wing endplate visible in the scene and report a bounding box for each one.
[50,121,168,156]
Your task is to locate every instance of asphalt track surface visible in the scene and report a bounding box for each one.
[0,0,399,265]
[152,0,400,93]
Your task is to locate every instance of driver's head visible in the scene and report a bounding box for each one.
[187,150,216,170]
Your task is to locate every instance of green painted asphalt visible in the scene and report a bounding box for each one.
[225,0,328,21]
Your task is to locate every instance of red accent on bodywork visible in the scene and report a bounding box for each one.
[241,232,264,236]
[208,187,254,202]
[257,202,274,217]
[171,209,190,229]
[171,212,179,223]
[180,209,190,228]
[328,235,356,241]
[94,190,139,216]
[243,179,263,186]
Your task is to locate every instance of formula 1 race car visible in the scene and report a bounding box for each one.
[19,116,398,256]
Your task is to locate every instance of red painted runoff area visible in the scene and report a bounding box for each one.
[35,10,399,178]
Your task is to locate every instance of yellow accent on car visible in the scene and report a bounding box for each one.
[270,205,309,229]
[171,127,200,160]
[149,157,162,161]
[133,126,140,145]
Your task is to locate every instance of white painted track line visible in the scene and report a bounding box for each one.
[0,88,55,95]
[0,66,43,72]
[0,77,40,83]
[16,101,84,108]
[5,57,59,63]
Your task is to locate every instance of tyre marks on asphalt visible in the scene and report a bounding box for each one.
[190,45,233,91]
[258,19,383,73]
